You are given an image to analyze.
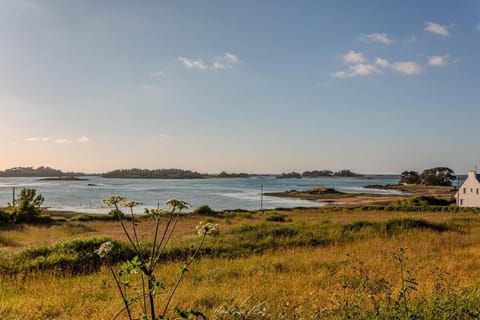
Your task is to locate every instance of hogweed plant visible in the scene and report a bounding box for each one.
[97,196,218,320]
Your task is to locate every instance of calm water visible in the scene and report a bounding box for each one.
[0,176,401,213]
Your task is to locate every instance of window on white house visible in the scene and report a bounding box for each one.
[464,188,466,194]
[461,199,464,205]
[477,189,479,195]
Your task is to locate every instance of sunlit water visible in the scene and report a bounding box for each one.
[0,176,401,213]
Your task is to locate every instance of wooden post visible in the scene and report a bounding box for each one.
[260,184,263,212]
[12,186,15,206]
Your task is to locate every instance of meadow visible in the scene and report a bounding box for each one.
[2,207,480,319]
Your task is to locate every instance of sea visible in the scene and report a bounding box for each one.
[0,175,402,213]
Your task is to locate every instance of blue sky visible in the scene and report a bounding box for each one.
[1,0,479,174]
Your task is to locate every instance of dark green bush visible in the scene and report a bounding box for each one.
[194,205,216,216]
[6,188,45,223]
[0,237,140,276]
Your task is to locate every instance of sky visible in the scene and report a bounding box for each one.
[0,0,479,174]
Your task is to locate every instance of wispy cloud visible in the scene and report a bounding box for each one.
[159,134,170,139]
[476,21,480,31]
[360,33,393,44]
[78,136,89,143]
[55,138,73,144]
[25,137,49,142]
[178,57,208,70]
[179,53,241,70]
[425,22,451,37]
[375,57,390,68]
[342,50,366,64]
[331,63,382,78]
[213,53,240,69]
[391,61,422,75]
[428,55,449,67]
[149,70,163,77]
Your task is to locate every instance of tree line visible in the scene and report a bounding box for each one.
[0,166,84,177]
[399,167,456,186]
[102,168,206,179]
[278,169,363,179]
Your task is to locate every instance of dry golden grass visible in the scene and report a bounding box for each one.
[2,208,480,319]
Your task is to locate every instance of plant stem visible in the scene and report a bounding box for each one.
[162,233,207,317]
[108,263,133,320]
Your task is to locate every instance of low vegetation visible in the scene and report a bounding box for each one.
[3,188,480,319]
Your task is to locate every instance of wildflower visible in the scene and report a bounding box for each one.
[121,200,142,208]
[145,208,169,218]
[196,222,220,236]
[102,195,126,208]
[165,199,191,211]
[95,241,114,259]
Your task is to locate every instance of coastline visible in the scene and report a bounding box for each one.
[265,185,457,207]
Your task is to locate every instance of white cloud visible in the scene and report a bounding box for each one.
[78,136,89,143]
[179,53,240,70]
[425,22,450,37]
[150,70,163,77]
[375,57,390,68]
[178,57,207,70]
[331,63,382,78]
[342,50,366,64]
[25,137,49,142]
[476,21,480,31]
[428,55,449,67]
[331,70,349,78]
[55,138,72,144]
[213,52,241,69]
[360,33,393,44]
[159,134,170,139]
[392,61,422,75]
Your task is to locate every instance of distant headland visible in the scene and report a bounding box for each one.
[0,166,85,178]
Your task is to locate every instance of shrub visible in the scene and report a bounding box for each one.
[264,212,286,222]
[5,188,45,223]
[194,205,216,216]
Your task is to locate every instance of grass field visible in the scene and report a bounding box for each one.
[2,208,480,319]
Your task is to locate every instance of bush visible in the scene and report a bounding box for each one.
[194,205,216,216]
[264,212,286,222]
[393,196,455,207]
[70,214,115,222]
[5,188,45,223]
[0,210,9,224]
[0,237,139,276]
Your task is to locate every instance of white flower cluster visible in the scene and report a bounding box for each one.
[165,199,191,211]
[101,196,143,208]
[196,222,220,236]
[95,241,114,258]
[145,208,169,218]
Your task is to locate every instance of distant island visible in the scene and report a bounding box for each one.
[213,171,253,178]
[0,166,85,177]
[102,168,207,179]
[37,176,88,181]
[277,169,363,179]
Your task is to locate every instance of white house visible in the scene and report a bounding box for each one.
[455,170,480,207]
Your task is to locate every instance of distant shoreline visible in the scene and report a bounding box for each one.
[266,185,456,207]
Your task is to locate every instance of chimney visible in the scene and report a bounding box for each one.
[468,170,477,179]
